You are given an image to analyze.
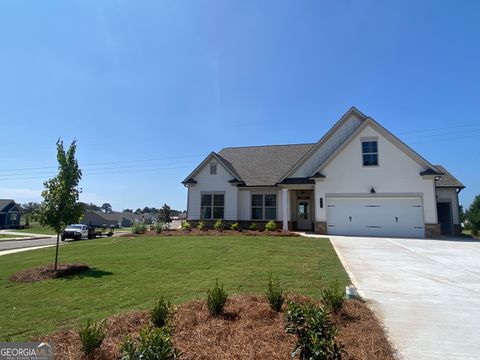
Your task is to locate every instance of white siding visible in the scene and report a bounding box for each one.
[314,125,438,224]
[436,188,460,224]
[291,113,363,177]
[187,160,238,220]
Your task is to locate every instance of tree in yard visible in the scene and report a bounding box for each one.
[123,208,133,213]
[158,204,172,224]
[134,208,142,214]
[101,203,113,213]
[466,195,480,236]
[142,206,151,214]
[37,139,82,270]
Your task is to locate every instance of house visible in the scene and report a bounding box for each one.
[0,199,22,229]
[82,210,145,228]
[182,107,464,238]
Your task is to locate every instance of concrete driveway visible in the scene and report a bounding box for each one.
[327,235,480,360]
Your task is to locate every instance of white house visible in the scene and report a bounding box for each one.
[182,107,464,238]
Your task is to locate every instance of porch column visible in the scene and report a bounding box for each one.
[282,188,289,231]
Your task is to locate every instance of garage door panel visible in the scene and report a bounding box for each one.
[326,197,424,238]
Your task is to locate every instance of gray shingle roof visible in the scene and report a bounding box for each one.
[0,199,15,212]
[434,165,465,189]
[218,143,314,186]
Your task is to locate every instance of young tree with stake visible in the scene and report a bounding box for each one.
[38,139,83,270]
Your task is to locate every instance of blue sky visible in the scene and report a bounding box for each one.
[0,1,478,211]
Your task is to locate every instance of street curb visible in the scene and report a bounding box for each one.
[0,236,53,242]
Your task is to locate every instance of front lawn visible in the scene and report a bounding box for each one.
[0,234,28,240]
[14,222,56,235]
[0,235,348,341]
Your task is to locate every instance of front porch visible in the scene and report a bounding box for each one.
[280,186,317,232]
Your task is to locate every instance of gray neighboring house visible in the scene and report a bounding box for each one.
[0,199,21,229]
[82,210,147,228]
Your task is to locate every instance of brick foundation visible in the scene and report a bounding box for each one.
[425,223,441,238]
[315,221,328,235]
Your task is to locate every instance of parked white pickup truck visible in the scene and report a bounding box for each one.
[61,224,89,241]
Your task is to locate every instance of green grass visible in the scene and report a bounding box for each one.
[14,222,56,235]
[0,235,349,341]
[0,234,28,241]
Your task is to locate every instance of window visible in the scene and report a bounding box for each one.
[201,193,224,219]
[251,194,277,220]
[9,213,17,221]
[210,163,217,175]
[362,141,378,166]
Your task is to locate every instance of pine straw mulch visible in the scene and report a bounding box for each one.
[121,229,301,237]
[39,294,395,360]
[9,263,90,283]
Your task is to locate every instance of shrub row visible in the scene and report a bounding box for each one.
[180,220,278,232]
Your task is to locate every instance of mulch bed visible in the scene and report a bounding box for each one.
[121,229,301,237]
[9,263,90,283]
[39,295,395,360]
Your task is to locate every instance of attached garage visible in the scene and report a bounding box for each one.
[326,196,424,238]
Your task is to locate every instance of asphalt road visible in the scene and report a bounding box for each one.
[0,236,58,251]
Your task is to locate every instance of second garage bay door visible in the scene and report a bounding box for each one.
[326,196,424,238]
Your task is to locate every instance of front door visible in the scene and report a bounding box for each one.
[297,200,312,230]
[437,202,453,235]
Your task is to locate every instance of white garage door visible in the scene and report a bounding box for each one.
[326,196,424,238]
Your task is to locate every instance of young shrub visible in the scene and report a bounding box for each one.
[196,221,207,231]
[286,301,345,360]
[132,222,147,234]
[78,318,106,356]
[151,296,171,328]
[181,221,191,231]
[265,220,277,231]
[207,279,228,317]
[249,222,258,231]
[213,219,224,231]
[230,222,239,231]
[156,222,165,234]
[266,274,285,312]
[120,326,179,360]
[320,285,345,314]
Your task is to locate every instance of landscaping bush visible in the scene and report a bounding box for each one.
[231,222,239,231]
[320,285,345,314]
[151,296,171,328]
[213,219,224,231]
[249,222,258,231]
[156,222,165,234]
[120,326,178,360]
[466,195,480,236]
[266,274,284,312]
[265,220,277,231]
[196,221,207,231]
[181,221,191,230]
[207,280,228,317]
[286,301,345,360]
[132,222,147,234]
[78,318,106,356]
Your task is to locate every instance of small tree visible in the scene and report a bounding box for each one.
[37,140,82,270]
[158,204,172,225]
[467,195,480,236]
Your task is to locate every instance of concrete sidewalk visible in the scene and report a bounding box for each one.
[301,233,480,360]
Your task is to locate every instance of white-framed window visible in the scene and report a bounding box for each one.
[251,194,277,220]
[210,163,217,175]
[362,141,378,166]
[9,213,17,221]
[200,193,224,219]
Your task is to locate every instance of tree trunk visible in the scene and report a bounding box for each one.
[54,232,60,271]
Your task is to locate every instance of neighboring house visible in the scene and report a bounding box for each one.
[182,107,464,238]
[82,210,145,228]
[0,199,21,229]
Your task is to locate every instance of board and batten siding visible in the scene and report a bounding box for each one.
[291,113,363,177]
[187,160,238,220]
[314,125,438,224]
